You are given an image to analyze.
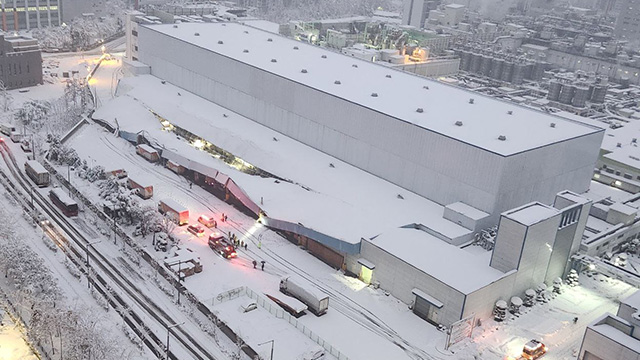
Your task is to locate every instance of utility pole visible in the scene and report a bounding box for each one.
[165,322,184,360]
[85,240,101,288]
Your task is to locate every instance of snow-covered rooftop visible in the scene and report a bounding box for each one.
[140,22,602,156]
[621,290,640,311]
[445,202,489,221]
[503,202,559,226]
[603,145,640,169]
[95,75,470,245]
[367,227,507,294]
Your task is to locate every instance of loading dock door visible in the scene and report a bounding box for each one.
[357,258,376,284]
[412,288,443,325]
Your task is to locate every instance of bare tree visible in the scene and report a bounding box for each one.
[0,79,12,112]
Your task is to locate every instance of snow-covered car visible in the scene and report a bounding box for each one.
[187,224,205,237]
[155,232,169,252]
[198,214,216,228]
[522,339,547,360]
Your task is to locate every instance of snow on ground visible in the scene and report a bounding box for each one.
[452,272,636,360]
[95,74,471,245]
[0,311,37,360]
[62,122,434,359]
[49,51,640,360]
[212,294,333,360]
[0,142,149,359]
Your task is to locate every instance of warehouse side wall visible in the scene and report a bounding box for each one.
[137,26,603,219]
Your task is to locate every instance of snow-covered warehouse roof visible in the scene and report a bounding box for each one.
[141,22,602,156]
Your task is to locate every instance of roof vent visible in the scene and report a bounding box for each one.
[243,49,249,53]
[632,138,637,143]
[301,69,308,73]
[195,32,200,36]
[550,122,556,128]
[469,98,475,104]
[385,74,392,78]
[498,135,507,141]
[371,92,378,97]
[244,30,249,34]
[217,40,223,44]
[617,142,622,147]
[293,46,299,50]
[334,80,341,85]
[222,23,226,26]
[455,121,463,126]
[267,38,273,42]
[173,25,178,28]
[352,64,358,68]
[416,108,424,113]
[321,55,327,59]
[271,58,277,63]
[507,110,513,115]
[423,85,429,90]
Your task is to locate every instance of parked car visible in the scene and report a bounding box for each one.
[187,224,205,237]
[522,340,547,360]
[198,214,217,228]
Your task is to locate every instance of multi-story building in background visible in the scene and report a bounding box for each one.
[0,0,61,31]
[0,34,42,89]
[614,0,640,43]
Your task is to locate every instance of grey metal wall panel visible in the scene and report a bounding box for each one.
[138,27,602,221]
[360,239,466,326]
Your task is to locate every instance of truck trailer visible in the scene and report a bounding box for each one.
[136,144,160,162]
[158,198,189,225]
[279,275,329,316]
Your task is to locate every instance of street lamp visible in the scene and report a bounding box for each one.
[85,240,101,288]
[166,322,185,360]
[258,339,274,360]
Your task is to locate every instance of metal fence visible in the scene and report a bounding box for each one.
[212,286,350,360]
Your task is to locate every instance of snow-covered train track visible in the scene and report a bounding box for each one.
[0,142,219,360]
[100,130,435,359]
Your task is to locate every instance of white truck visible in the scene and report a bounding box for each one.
[279,275,329,316]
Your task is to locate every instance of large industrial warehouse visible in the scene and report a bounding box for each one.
[133,22,604,222]
[120,20,609,327]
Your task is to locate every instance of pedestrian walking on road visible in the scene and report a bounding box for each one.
[221,213,225,222]
[258,241,262,249]
[573,317,579,324]
[225,214,228,222]
[252,260,257,269]
[261,260,265,271]
[189,182,192,189]
[244,243,248,251]
[240,240,244,248]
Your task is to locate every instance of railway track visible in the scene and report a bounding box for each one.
[98,132,433,359]
[0,140,220,360]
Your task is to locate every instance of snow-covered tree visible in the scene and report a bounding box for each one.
[0,80,13,112]
[160,214,178,243]
[15,100,50,129]
[133,205,161,238]
[48,138,82,167]
[566,269,579,287]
